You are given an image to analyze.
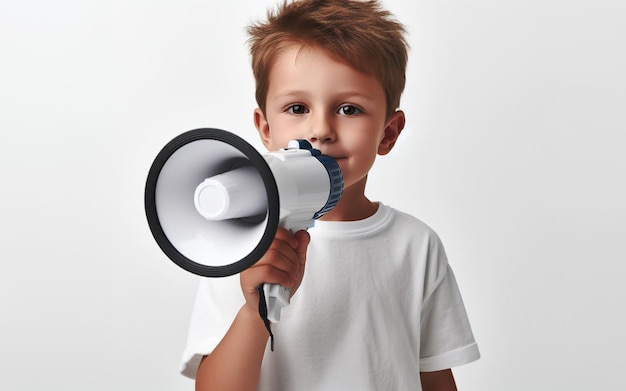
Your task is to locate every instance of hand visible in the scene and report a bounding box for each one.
[240,228,310,313]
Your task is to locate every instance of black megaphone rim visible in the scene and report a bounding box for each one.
[144,128,280,277]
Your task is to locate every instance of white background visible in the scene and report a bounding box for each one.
[1,0,625,390]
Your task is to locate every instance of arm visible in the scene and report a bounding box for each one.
[195,305,269,391]
[195,228,310,391]
[420,369,457,391]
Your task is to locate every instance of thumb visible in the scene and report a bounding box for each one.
[293,230,311,261]
[290,230,311,296]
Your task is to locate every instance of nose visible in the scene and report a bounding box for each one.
[307,112,335,145]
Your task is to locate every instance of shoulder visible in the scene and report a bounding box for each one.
[384,205,444,247]
[383,205,450,284]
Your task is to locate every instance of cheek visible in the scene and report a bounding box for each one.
[264,118,302,150]
[351,139,382,174]
[347,135,382,161]
[342,145,378,180]
[265,129,292,151]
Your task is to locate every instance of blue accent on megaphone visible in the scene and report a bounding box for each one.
[287,139,344,219]
[312,155,344,220]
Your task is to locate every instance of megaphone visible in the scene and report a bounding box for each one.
[145,128,343,323]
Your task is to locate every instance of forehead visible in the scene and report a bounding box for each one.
[266,44,385,100]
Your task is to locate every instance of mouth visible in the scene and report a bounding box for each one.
[326,156,345,163]
[315,148,345,163]
[318,151,344,160]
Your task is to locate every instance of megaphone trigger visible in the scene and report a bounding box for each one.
[263,283,291,324]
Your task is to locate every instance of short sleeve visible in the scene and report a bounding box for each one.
[419,265,480,371]
[179,276,244,379]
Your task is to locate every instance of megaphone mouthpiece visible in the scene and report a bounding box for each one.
[194,166,267,221]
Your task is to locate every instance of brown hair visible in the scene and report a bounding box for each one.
[247,0,408,119]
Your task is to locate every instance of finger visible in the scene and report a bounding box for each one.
[293,230,311,261]
[243,228,306,290]
[258,246,299,281]
[289,230,310,295]
[290,254,307,294]
[244,261,296,290]
[274,227,299,249]
[257,237,299,269]
[240,259,294,295]
[248,239,300,284]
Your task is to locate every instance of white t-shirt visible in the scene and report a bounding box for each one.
[180,203,480,390]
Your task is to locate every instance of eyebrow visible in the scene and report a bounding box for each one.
[272,90,376,102]
[271,90,310,99]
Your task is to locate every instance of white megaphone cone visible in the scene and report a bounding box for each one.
[145,129,343,324]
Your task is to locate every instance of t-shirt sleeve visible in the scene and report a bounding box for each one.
[179,276,244,379]
[419,239,480,372]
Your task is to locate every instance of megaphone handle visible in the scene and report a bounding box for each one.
[263,283,291,323]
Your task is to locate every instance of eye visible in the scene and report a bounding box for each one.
[286,104,309,115]
[337,105,363,116]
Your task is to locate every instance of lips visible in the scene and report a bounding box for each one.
[318,151,343,160]
[325,156,345,163]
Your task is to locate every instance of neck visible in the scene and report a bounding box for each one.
[319,177,378,222]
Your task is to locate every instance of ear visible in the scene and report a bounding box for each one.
[378,110,406,155]
[254,108,272,150]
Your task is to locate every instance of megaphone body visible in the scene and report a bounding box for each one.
[145,129,343,323]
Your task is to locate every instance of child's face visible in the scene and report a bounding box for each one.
[254,44,404,192]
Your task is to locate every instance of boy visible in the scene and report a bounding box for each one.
[181,1,480,389]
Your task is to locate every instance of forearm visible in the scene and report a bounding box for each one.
[420,369,457,391]
[195,305,269,391]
